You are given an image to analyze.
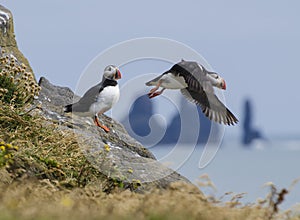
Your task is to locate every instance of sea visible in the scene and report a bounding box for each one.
[148,137,300,210]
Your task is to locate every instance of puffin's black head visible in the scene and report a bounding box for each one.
[103,65,122,80]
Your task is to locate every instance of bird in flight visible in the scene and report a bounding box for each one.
[145,60,238,125]
[64,65,122,132]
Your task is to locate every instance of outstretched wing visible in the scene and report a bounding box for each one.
[181,88,238,125]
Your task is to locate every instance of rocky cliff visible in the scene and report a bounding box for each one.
[0,5,32,73]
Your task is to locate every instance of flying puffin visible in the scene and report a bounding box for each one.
[145,60,238,125]
[64,65,122,132]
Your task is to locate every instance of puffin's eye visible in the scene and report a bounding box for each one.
[107,67,112,71]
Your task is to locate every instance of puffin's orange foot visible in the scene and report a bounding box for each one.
[149,87,159,94]
[148,88,165,99]
[99,124,110,133]
[148,92,161,99]
[94,116,110,133]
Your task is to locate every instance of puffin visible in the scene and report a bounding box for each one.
[145,60,238,125]
[64,65,122,132]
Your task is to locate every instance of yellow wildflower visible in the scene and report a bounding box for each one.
[104,144,110,152]
[132,179,141,186]
[60,196,74,208]
[127,168,133,174]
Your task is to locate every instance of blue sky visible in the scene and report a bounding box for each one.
[2,0,300,137]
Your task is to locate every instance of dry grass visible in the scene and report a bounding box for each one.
[0,179,299,220]
[0,104,113,189]
[0,180,267,220]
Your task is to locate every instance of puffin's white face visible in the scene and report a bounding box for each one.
[103,65,122,80]
[208,72,226,90]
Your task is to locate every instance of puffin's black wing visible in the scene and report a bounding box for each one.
[170,61,208,91]
[181,88,238,125]
[64,83,102,113]
[64,78,118,113]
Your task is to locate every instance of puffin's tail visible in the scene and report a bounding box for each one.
[145,75,162,86]
[64,104,73,113]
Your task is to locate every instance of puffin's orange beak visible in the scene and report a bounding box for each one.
[222,79,226,90]
[115,69,122,79]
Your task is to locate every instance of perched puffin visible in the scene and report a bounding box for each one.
[64,65,122,132]
[145,60,238,125]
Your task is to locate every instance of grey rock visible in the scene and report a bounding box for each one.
[35,77,190,191]
[37,77,80,115]
[242,98,264,146]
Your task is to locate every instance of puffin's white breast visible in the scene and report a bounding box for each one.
[89,85,120,115]
[160,73,188,89]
